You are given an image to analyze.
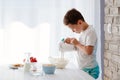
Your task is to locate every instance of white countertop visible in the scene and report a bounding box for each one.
[0,64,94,80]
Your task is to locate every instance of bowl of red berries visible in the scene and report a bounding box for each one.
[30,57,37,63]
[30,57,38,69]
[23,56,37,63]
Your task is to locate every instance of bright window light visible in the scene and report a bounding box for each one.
[0,22,50,64]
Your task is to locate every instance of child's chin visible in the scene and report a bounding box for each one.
[76,32,80,34]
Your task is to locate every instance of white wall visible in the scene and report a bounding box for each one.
[94,0,102,80]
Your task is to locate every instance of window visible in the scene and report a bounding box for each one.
[0,22,50,64]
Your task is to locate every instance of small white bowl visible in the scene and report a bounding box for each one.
[48,57,69,69]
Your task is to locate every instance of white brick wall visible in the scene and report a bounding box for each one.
[104,58,109,67]
[104,67,112,78]
[105,33,113,41]
[112,26,119,35]
[110,7,119,15]
[109,44,118,52]
[105,16,113,23]
[112,54,120,64]
[105,43,109,50]
[105,7,110,15]
[104,51,112,59]
[119,26,120,35]
[109,61,117,72]
[113,16,120,24]
[104,0,120,80]
[114,0,120,7]
[105,0,114,7]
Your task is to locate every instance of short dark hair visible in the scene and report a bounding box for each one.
[63,8,85,25]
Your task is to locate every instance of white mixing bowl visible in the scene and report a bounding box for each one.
[48,57,69,69]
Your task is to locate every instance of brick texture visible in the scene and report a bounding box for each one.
[104,0,120,80]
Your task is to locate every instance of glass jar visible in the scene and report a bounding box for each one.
[30,62,43,76]
[24,52,31,73]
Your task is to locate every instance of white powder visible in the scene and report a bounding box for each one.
[60,51,64,59]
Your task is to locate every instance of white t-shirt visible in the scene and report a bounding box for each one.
[76,25,98,69]
[59,25,98,69]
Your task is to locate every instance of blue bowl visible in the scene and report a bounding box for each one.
[42,64,56,74]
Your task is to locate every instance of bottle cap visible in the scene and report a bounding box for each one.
[61,38,64,42]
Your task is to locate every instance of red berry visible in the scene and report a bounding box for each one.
[29,57,37,62]
[30,57,33,60]
[23,59,25,62]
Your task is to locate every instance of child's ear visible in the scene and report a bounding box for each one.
[77,20,82,25]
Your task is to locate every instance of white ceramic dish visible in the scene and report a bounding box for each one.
[48,57,69,69]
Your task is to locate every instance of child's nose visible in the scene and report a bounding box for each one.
[72,30,75,32]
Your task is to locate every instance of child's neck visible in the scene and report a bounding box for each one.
[82,22,89,31]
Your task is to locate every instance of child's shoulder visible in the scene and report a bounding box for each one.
[85,26,96,34]
[85,26,97,38]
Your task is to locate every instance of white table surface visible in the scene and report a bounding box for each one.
[0,64,94,80]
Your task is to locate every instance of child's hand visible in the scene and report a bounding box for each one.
[70,38,79,46]
[64,38,79,46]
[64,38,71,44]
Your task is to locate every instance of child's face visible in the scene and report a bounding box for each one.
[67,20,83,33]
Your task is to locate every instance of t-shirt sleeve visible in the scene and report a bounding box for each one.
[85,31,97,46]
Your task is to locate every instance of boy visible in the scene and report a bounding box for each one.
[59,8,99,79]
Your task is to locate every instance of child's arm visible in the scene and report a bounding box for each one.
[70,38,94,55]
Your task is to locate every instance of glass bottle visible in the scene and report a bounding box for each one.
[24,52,31,73]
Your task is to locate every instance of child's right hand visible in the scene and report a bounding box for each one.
[64,38,71,44]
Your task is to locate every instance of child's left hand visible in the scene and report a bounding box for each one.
[70,38,79,46]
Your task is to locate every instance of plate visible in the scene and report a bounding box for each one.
[9,64,24,69]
